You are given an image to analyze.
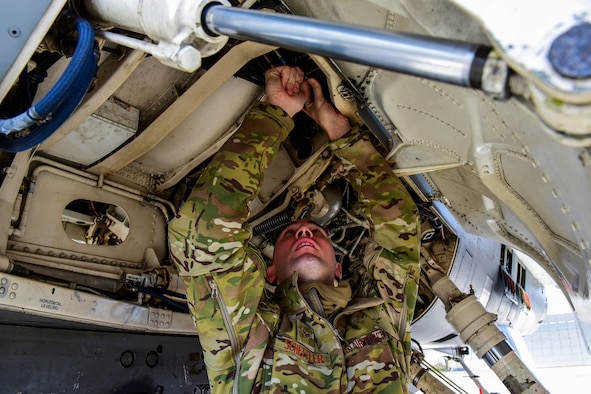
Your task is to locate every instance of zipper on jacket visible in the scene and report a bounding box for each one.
[295,281,346,363]
[208,277,242,394]
[398,275,409,337]
[397,274,412,378]
[319,311,347,391]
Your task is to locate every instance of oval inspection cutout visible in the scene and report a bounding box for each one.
[62,199,130,245]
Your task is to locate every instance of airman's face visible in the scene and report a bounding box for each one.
[268,220,341,285]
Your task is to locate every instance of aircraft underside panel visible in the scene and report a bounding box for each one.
[306,0,591,320]
[374,72,589,293]
[0,313,208,393]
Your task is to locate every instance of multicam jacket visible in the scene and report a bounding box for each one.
[168,102,420,394]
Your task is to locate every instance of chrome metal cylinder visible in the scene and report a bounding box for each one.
[203,5,488,88]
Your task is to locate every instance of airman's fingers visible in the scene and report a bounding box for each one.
[307,78,326,105]
[282,66,304,95]
[265,67,282,86]
[300,81,312,103]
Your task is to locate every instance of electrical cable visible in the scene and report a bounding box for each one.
[139,287,190,313]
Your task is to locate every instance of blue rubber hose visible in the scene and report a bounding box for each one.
[0,17,97,152]
[0,50,97,152]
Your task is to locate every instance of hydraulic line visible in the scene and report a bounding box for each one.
[80,3,502,91]
[202,5,493,89]
[0,17,97,152]
[426,269,549,394]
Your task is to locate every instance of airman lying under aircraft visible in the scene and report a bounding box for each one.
[1,1,589,392]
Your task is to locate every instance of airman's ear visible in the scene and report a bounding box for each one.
[267,265,277,283]
[335,262,342,280]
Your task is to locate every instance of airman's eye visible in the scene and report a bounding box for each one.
[312,229,322,235]
[284,229,295,235]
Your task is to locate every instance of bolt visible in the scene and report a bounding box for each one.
[173,45,202,72]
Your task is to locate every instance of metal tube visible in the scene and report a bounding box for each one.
[429,272,550,394]
[409,359,457,394]
[203,5,488,88]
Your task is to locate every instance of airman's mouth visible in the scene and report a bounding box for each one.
[295,240,316,251]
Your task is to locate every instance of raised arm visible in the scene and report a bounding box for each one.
[303,76,419,256]
[305,78,421,377]
[169,66,309,276]
[332,134,420,257]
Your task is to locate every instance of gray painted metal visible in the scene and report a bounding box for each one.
[0,312,209,393]
[0,0,53,84]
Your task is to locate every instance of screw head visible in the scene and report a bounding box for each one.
[8,26,21,38]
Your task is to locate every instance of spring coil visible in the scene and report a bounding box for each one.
[253,210,292,235]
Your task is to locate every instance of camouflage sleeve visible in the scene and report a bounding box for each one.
[167,102,293,390]
[169,102,294,276]
[330,127,421,376]
[329,128,419,254]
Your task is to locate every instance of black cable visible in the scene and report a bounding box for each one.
[139,287,189,313]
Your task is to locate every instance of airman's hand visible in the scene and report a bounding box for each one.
[265,66,309,117]
[302,78,351,141]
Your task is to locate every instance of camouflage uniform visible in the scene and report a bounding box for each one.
[168,102,420,393]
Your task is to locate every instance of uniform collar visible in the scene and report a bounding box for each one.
[275,273,352,318]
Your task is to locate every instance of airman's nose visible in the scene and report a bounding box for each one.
[296,225,313,238]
